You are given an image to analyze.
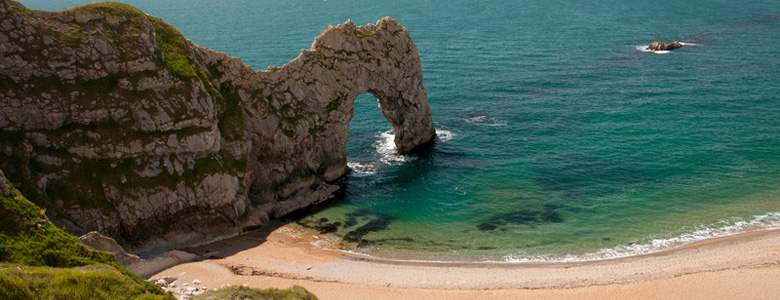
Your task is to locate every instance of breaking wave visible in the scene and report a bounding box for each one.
[502,211,780,262]
[464,114,507,127]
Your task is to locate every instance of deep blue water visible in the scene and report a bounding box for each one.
[19,0,780,261]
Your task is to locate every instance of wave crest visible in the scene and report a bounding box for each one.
[465,114,507,127]
[636,45,671,54]
[503,211,780,262]
[437,129,455,142]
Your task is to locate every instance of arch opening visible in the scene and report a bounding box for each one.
[345,92,404,176]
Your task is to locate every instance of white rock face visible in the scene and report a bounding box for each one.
[0,1,434,255]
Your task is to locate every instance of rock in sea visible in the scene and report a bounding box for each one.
[646,41,683,51]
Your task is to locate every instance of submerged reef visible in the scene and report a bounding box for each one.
[0,0,435,254]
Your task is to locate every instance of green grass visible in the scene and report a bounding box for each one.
[357,31,378,39]
[146,16,196,78]
[60,24,84,46]
[0,171,173,299]
[66,2,148,21]
[194,285,317,300]
[61,2,148,48]
[0,263,171,300]
[66,2,197,79]
[0,180,110,267]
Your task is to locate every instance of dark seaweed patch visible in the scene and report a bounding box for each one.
[343,217,358,228]
[476,222,501,231]
[540,210,562,223]
[477,206,563,231]
[319,223,338,233]
[346,209,372,218]
[532,152,661,199]
[344,208,374,228]
[343,215,394,242]
[296,217,341,234]
[343,208,373,228]
[355,237,415,246]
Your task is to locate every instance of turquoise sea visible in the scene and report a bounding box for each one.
[20,0,780,261]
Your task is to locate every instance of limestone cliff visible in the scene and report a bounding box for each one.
[0,1,435,254]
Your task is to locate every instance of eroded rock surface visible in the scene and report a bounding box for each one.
[646,41,683,51]
[0,0,435,254]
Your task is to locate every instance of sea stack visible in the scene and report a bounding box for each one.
[0,0,435,254]
[646,41,683,51]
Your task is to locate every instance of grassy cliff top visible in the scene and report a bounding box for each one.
[5,0,198,79]
[0,170,173,300]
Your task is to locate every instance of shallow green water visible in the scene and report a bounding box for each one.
[21,0,780,261]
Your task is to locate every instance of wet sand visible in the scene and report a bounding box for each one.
[150,223,780,299]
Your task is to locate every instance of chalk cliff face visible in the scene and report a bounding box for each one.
[0,1,435,254]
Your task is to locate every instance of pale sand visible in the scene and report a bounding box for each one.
[151,223,780,299]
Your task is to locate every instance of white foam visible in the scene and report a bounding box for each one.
[467,115,488,123]
[679,42,698,46]
[347,130,423,177]
[637,45,670,54]
[375,130,416,164]
[502,211,780,263]
[437,129,455,142]
[465,115,507,127]
[347,161,378,175]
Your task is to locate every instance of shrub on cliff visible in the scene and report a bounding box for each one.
[0,171,173,300]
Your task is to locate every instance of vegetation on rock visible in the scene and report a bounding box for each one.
[194,285,317,300]
[0,171,173,300]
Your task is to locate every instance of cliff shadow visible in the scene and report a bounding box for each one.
[178,219,299,260]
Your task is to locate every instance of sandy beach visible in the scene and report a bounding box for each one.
[150,223,780,300]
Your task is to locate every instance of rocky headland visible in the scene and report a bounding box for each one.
[0,0,435,255]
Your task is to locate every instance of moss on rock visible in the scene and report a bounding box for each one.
[147,16,197,79]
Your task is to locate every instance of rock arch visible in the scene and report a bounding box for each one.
[227,18,436,216]
[257,17,435,155]
[0,1,434,253]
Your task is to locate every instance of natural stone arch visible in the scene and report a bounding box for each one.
[342,92,392,159]
[0,1,434,253]
[243,18,436,209]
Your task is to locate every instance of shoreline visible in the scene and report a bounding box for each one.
[150,222,780,299]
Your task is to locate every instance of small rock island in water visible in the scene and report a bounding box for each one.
[646,41,683,51]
